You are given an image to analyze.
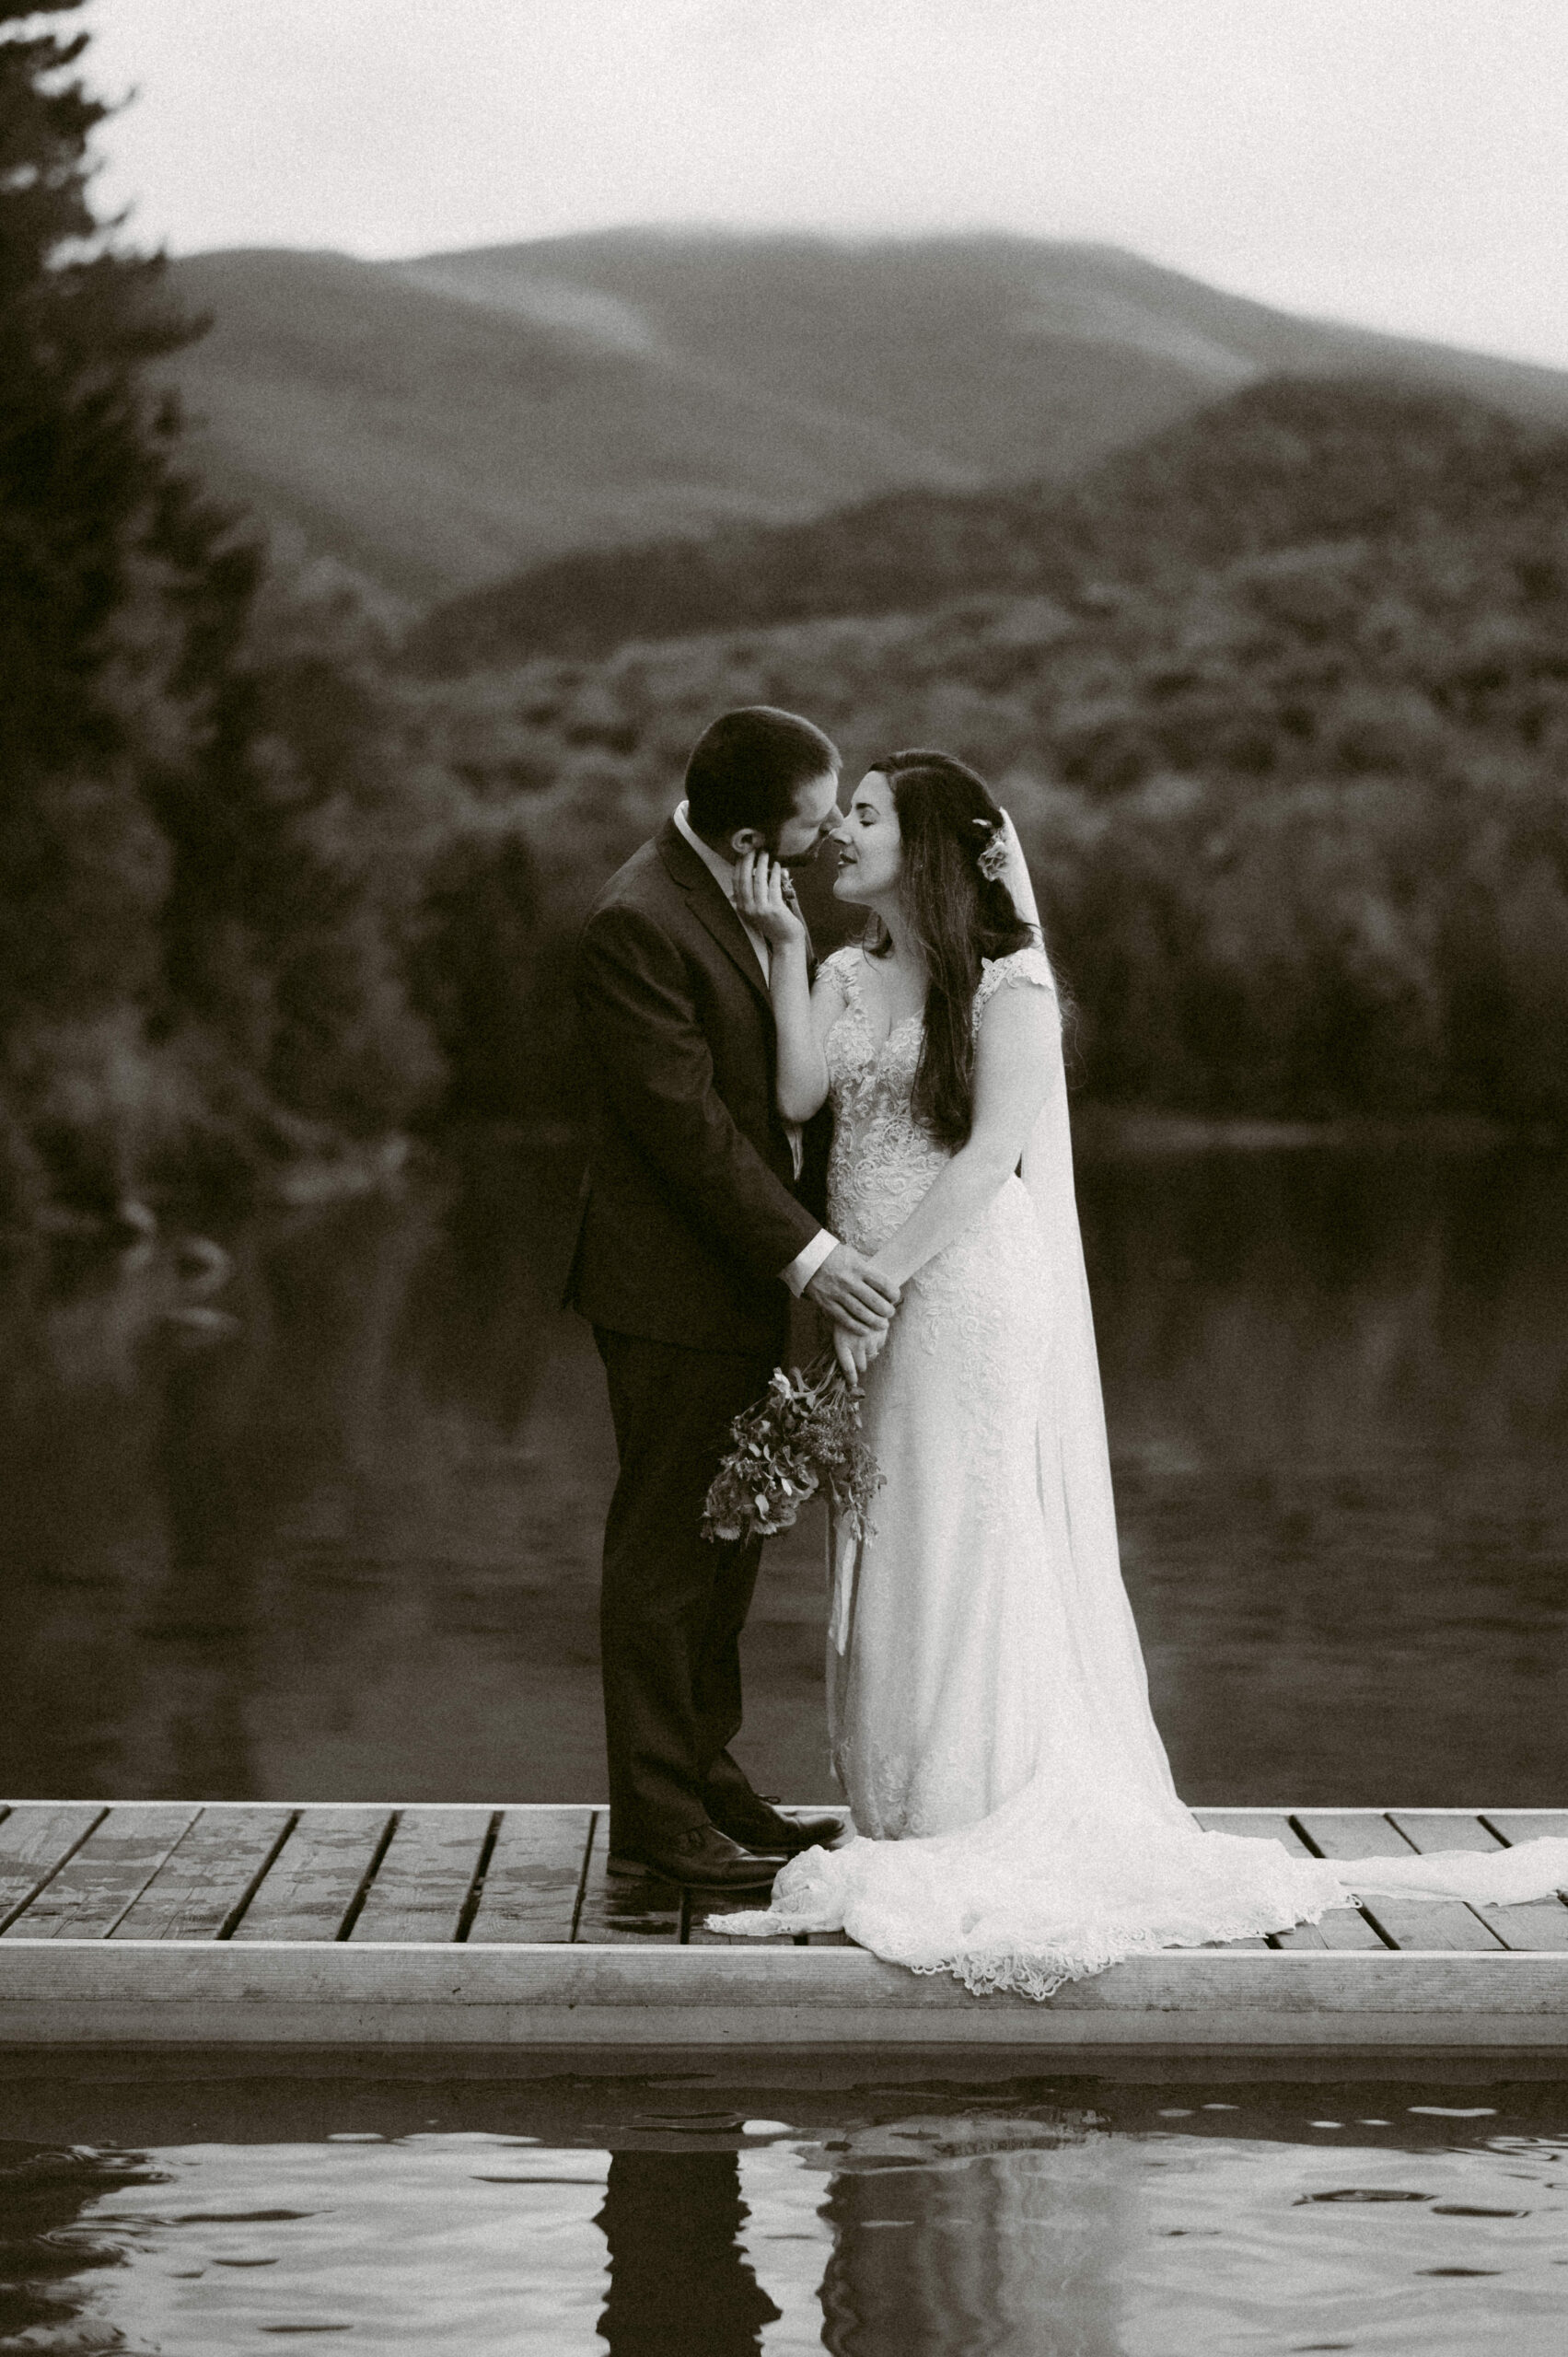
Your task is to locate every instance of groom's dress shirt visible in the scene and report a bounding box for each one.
[672,802,772,983]
[672,802,839,1299]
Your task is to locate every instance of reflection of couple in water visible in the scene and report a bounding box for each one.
[568,705,1568,1992]
[596,2110,1120,2357]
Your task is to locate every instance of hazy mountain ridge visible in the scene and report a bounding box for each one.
[165,246,981,602]
[164,231,1568,605]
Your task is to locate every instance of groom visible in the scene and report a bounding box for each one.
[566,706,900,1888]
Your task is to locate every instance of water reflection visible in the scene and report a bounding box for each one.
[0,1132,602,1805]
[1,2084,1564,2352]
[598,2152,779,2354]
[1,1133,1565,1805]
[1086,1147,1568,1801]
[0,2141,168,2346]
[816,2115,1125,2356]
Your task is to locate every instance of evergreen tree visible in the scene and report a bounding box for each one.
[0,0,198,1212]
[0,3,440,1224]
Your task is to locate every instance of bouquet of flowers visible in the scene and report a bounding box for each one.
[701,1348,884,1545]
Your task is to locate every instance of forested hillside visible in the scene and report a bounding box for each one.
[401,451,1568,1124]
[409,379,1568,670]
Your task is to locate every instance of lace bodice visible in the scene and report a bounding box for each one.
[819,942,1057,1260]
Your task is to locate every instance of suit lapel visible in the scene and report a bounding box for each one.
[655,818,772,1006]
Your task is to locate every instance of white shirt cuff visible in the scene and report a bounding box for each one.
[781,1226,840,1297]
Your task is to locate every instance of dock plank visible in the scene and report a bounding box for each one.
[1295,1811,1505,1953]
[1,1805,196,1939]
[231,1807,394,1943]
[1192,1809,1385,1951]
[0,1805,108,1932]
[111,1807,295,1942]
[574,1816,682,1945]
[349,1807,492,1944]
[1486,1811,1568,1845]
[1390,1811,1568,1954]
[4,1942,1568,2051]
[467,1808,594,1945]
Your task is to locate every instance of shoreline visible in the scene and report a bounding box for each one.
[1068,1108,1562,1160]
[9,1108,1562,1258]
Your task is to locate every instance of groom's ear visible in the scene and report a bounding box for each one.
[728,825,768,857]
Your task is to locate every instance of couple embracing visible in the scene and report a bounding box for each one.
[568,706,1568,1997]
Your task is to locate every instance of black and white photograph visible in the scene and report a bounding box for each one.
[2,1,1567,2348]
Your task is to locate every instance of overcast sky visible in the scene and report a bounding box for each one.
[82,0,1568,368]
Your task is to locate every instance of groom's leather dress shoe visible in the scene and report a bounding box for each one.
[606,1824,787,1890]
[708,1799,845,1854]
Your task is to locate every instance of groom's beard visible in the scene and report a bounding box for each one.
[773,832,828,869]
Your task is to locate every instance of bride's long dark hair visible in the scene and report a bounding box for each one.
[865,749,1040,1149]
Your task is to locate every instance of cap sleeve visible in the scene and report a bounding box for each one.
[818,945,863,997]
[974,945,1057,1027]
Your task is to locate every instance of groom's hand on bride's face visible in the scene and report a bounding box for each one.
[733,853,808,949]
[805,1245,900,1337]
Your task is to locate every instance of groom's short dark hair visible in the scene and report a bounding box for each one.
[685,706,840,842]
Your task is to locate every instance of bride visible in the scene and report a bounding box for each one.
[714,747,1568,1996]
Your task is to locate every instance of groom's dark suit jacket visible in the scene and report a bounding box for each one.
[564,816,830,1357]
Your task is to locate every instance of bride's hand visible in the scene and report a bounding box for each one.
[734,853,808,950]
[834,1306,895,1383]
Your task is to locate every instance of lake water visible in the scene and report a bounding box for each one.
[4,1132,1567,2350]
[1,2067,1565,2352]
[2,1130,1564,1807]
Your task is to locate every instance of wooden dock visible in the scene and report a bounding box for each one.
[2,1802,1566,2055]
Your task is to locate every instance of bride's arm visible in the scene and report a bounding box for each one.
[867,981,1054,1289]
[734,854,845,1122]
[769,940,849,1121]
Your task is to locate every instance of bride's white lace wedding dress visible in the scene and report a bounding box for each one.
[714,932,1568,1997]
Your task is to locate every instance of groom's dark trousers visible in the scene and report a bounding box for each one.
[564,817,828,1855]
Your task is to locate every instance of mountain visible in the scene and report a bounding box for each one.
[158,249,958,605]
[163,231,1568,604]
[406,377,1568,672]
